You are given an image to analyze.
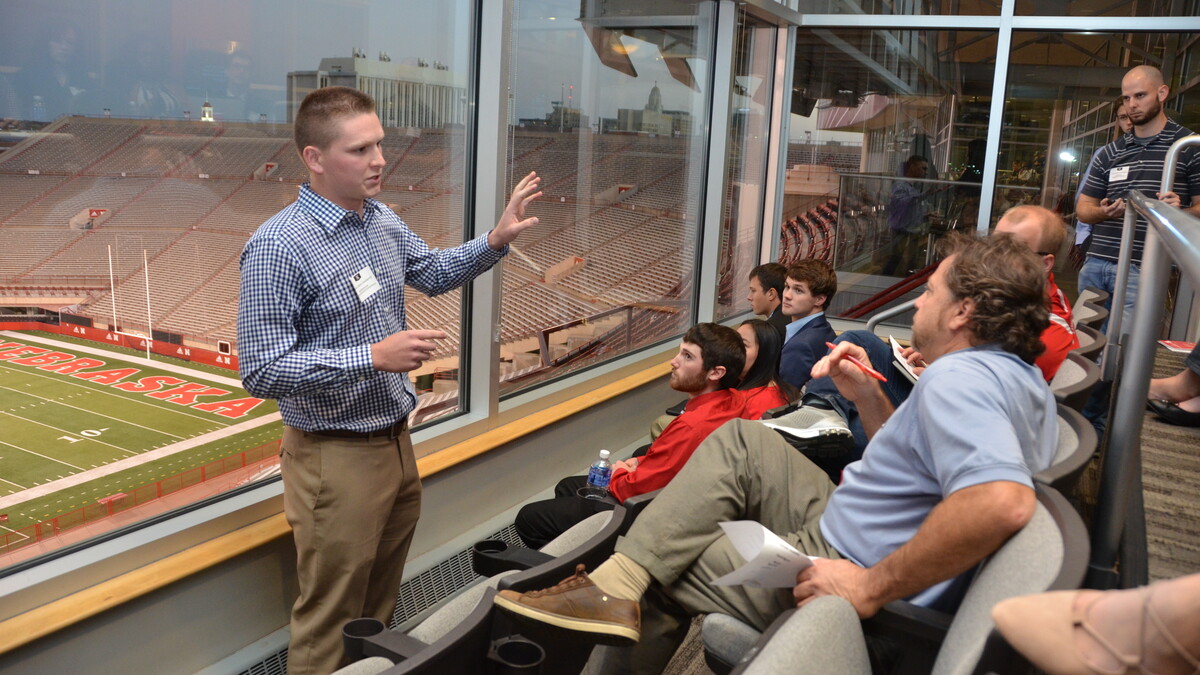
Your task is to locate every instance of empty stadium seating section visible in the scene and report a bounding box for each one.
[0,118,706,382]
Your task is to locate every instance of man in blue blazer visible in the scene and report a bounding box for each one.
[778,259,837,390]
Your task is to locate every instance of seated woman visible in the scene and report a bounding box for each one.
[736,318,799,419]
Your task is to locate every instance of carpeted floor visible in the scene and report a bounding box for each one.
[659,345,1200,675]
[1143,347,1200,581]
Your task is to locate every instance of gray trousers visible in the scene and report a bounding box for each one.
[589,419,841,674]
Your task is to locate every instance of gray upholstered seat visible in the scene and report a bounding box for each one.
[739,597,869,675]
[330,510,617,674]
[1034,403,1096,493]
[1050,351,1100,412]
[1072,323,1107,360]
[1072,300,1109,330]
[714,486,1088,675]
[1076,286,1110,310]
[329,656,395,675]
[409,510,615,644]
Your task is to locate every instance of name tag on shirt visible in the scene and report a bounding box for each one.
[1109,166,1130,182]
[351,266,382,303]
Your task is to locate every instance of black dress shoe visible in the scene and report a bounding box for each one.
[1147,398,1200,427]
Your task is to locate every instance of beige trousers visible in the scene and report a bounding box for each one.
[595,419,840,674]
[281,425,421,675]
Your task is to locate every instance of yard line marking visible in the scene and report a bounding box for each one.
[0,476,27,490]
[0,438,85,471]
[0,412,281,511]
[0,410,136,459]
[0,361,234,426]
[0,384,185,440]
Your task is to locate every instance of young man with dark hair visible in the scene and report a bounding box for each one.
[514,323,747,548]
[747,262,788,334]
[778,259,837,390]
[495,235,1057,675]
[238,86,542,675]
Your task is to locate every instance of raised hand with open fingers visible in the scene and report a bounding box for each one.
[489,171,543,249]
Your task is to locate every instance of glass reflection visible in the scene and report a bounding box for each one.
[498,0,716,394]
[781,28,996,324]
[716,12,777,323]
[998,30,1198,298]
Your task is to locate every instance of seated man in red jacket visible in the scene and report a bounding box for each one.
[514,323,748,548]
[993,205,1079,380]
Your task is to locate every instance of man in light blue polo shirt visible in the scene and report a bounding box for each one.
[494,233,1058,674]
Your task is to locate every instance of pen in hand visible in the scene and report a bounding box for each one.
[825,342,888,383]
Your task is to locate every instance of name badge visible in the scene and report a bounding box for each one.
[351,266,382,303]
[1109,165,1130,182]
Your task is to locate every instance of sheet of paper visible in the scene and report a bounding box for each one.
[711,521,814,588]
[889,335,922,384]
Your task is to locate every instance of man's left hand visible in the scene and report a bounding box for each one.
[488,171,543,250]
[793,558,883,619]
[1157,191,1182,208]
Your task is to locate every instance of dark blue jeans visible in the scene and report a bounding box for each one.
[805,329,915,458]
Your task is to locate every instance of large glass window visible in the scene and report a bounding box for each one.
[715,11,777,323]
[997,29,1200,298]
[498,0,717,394]
[0,0,473,567]
[781,28,997,320]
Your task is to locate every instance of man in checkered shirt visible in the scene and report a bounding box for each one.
[237,86,541,675]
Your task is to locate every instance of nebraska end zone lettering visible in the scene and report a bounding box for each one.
[0,341,264,419]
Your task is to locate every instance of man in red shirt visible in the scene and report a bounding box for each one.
[994,205,1078,380]
[514,323,747,548]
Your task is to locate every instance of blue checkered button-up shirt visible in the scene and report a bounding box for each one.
[237,183,505,432]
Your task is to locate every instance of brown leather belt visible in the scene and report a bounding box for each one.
[312,420,408,441]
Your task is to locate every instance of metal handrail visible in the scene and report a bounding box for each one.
[1087,134,1200,590]
[865,298,917,334]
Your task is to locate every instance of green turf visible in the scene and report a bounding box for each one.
[0,333,281,549]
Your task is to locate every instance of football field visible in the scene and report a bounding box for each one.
[0,331,280,539]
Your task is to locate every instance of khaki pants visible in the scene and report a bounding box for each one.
[595,419,840,675]
[281,426,422,675]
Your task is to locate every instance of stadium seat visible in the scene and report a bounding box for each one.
[731,598,869,675]
[1050,351,1101,412]
[333,490,666,674]
[1034,403,1097,495]
[1075,286,1110,311]
[1072,301,1109,331]
[707,485,1089,675]
[1072,323,1107,361]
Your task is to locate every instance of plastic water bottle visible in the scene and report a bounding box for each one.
[580,449,612,499]
[587,449,612,489]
